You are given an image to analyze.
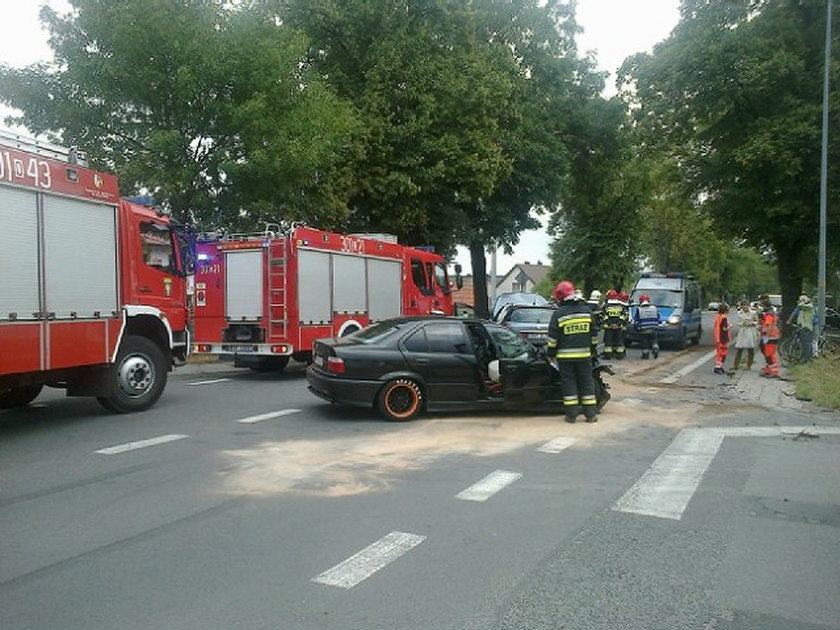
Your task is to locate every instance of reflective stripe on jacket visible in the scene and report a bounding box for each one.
[602,300,628,328]
[547,299,594,361]
[635,304,660,331]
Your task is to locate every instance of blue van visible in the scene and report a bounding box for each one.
[628,273,703,349]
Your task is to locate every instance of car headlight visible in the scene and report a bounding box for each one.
[667,314,681,325]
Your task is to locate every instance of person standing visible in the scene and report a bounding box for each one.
[786,295,816,362]
[586,290,603,358]
[546,281,598,423]
[759,297,781,377]
[601,289,627,360]
[713,302,731,374]
[634,294,660,359]
[733,300,759,370]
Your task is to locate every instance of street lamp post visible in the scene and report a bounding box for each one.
[818,0,832,342]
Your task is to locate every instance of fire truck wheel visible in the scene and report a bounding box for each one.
[377,378,423,421]
[98,335,168,413]
[0,384,44,409]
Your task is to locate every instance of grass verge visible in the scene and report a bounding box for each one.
[788,356,840,409]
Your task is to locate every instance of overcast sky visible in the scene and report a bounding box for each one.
[0,0,681,275]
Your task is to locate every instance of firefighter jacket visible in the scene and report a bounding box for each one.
[547,298,595,361]
[602,299,628,330]
[635,304,660,332]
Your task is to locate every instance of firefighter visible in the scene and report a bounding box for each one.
[586,290,603,357]
[759,296,780,378]
[634,293,660,359]
[546,281,598,423]
[601,289,628,360]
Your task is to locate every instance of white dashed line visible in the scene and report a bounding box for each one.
[659,350,716,383]
[538,437,579,454]
[236,409,302,424]
[187,378,232,386]
[456,470,522,502]
[312,531,426,589]
[94,434,188,455]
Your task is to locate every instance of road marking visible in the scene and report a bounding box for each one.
[312,531,426,589]
[456,470,522,502]
[538,437,579,454]
[187,378,231,386]
[236,409,302,424]
[659,350,716,383]
[613,425,840,520]
[94,434,188,455]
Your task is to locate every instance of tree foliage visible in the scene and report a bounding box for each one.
[621,0,840,315]
[547,96,645,295]
[0,0,358,228]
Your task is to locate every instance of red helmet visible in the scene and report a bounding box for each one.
[619,291,629,302]
[606,289,618,299]
[639,294,651,305]
[553,280,575,301]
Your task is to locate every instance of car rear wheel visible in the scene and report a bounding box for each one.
[377,378,423,421]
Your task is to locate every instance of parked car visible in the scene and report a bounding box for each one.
[491,292,549,320]
[454,302,475,318]
[306,317,612,421]
[497,305,555,347]
[707,301,720,311]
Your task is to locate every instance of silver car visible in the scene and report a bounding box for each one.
[498,305,556,347]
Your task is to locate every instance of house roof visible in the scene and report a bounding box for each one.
[497,262,551,288]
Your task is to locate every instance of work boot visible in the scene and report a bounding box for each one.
[652,347,659,359]
[584,411,598,423]
[641,352,649,360]
[565,414,577,424]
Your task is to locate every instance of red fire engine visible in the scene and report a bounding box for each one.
[0,131,192,411]
[193,226,458,368]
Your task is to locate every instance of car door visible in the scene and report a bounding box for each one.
[400,321,480,403]
[483,323,555,407]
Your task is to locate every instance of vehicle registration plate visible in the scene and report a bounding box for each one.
[223,344,258,353]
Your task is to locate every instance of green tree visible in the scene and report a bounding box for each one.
[622,0,840,318]
[279,0,589,316]
[548,96,645,295]
[0,0,357,228]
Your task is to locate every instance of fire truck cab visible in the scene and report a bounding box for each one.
[0,130,192,411]
[193,226,456,368]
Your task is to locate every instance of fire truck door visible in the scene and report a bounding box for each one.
[0,186,42,374]
[135,220,183,312]
[225,250,263,321]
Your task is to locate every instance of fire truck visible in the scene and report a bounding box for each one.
[0,130,192,411]
[193,226,459,369]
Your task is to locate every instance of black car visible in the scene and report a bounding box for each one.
[306,317,612,421]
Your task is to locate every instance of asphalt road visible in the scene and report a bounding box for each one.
[2,312,839,630]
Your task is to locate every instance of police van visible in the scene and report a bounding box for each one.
[628,272,703,349]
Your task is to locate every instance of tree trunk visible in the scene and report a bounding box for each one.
[774,239,804,337]
[470,241,490,319]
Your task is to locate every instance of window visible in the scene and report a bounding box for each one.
[507,308,554,324]
[347,321,402,344]
[486,324,532,359]
[140,222,176,273]
[402,328,428,352]
[411,259,432,295]
[424,323,470,354]
[434,262,449,292]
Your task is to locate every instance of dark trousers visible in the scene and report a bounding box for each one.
[558,359,597,419]
[603,327,625,357]
[800,328,814,362]
[640,330,659,357]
